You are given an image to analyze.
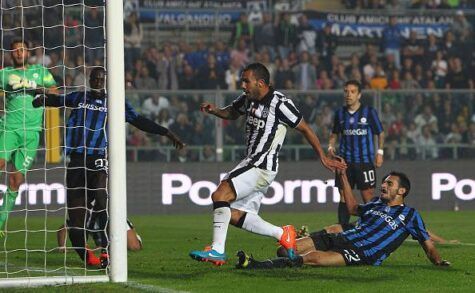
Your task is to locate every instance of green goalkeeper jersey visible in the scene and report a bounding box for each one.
[0,64,56,131]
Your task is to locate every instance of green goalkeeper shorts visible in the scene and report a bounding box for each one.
[0,129,40,174]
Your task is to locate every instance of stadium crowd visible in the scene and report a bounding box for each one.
[1,1,475,162]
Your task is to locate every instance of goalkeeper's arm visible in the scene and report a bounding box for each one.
[128,115,185,149]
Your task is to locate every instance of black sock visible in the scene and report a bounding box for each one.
[251,256,303,269]
[338,202,350,225]
[68,227,87,261]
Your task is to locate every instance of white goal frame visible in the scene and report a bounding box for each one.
[0,0,126,288]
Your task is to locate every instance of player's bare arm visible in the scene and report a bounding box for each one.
[200,102,240,120]
[337,168,359,216]
[375,131,385,168]
[327,133,338,157]
[295,119,346,172]
[420,239,450,266]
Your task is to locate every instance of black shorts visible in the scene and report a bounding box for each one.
[335,162,376,190]
[66,153,108,190]
[309,232,369,266]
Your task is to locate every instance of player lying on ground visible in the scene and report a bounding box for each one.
[57,218,142,256]
[236,169,450,268]
[0,39,58,232]
[33,67,184,267]
[189,63,346,266]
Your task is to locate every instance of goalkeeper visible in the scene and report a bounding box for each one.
[33,67,184,267]
[0,40,58,231]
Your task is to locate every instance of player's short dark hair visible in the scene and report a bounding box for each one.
[90,67,106,78]
[10,39,28,49]
[243,63,270,85]
[384,171,411,197]
[344,80,362,93]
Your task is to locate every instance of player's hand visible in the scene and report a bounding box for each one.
[437,260,451,267]
[375,153,383,168]
[32,94,46,108]
[200,102,216,115]
[321,155,346,172]
[166,131,185,150]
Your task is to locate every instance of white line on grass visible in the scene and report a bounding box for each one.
[126,281,190,293]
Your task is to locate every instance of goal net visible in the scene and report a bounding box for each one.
[0,0,127,287]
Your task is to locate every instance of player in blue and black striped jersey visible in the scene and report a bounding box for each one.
[236,169,450,269]
[33,67,184,267]
[328,80,385,226]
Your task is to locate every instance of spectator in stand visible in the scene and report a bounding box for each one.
[225,58,242,90]
[276,12,298,59]
[363,54,378,79]
[231,38,250,69]
[437,0,452,9]
[381,16,402,69]
[184,40,208,72]
[388,125,417,160]
[383,53,397,74]
[333,63,348,89]
[179,64,199,89]
[169,112,193,145]
[157,44,179,90]
[124,11,143,71]
[446,57,473,89]
[431,50,448,88]
[254,13,277,60]
[197,54,225,89]
[401,72,421,89]
[381,102,397,126]
[402,30,425,65]
[29,45,52,67]
[156,108,174,129]
[134,66,157,90]
[413,64,428,87]
[345,53,361,78]
[293,51,317,90]
[297,14,317,54]
[142,94,169,120]
[370,64,388,89]
[416,125,439,159]
[441,31,458,59]
[316,22,338,71]
[424,33,440,68]
[214,41,230,72]
[274,58,294,89]
[414,104,438,134]
[230,13,254,49]
[315,70,334,90]
[388,69,401,89]
[400,58,414,79]
[201,145,216,162]
[450,10,472,39]
[84,7,104,63]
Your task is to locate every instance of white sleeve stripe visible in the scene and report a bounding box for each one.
[279,103,298,123]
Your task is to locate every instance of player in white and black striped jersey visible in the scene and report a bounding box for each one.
[190,63,347,265]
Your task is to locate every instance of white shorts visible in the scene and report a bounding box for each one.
[223,160,277,214]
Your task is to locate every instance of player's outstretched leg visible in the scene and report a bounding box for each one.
[235,250,303,269]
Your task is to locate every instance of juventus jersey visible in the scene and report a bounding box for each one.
[231,88,302,172]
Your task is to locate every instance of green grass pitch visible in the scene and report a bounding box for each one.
[0,211,474,292]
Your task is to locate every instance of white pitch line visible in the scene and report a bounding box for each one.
[126,281,190,293]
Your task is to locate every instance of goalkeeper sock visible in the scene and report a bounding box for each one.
[241,213,283,240]
[211,201,231,254]
[0,189,19,230]
[338,202,350,225]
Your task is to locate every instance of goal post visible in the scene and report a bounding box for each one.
[0,0,127,288]
[106,0,128,283]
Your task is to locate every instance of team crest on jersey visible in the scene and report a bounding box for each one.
[358,117,368,125]
[262,107,269,118]
[33,73,39,79]
[96,99,103,104]
[349,117,355,124]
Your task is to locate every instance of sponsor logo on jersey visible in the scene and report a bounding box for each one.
[367,209,398,230]
[247,115,265,129]
[78,102,107,112]
[343,129,368,136]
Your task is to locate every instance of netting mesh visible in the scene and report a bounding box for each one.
[0,0,108,280]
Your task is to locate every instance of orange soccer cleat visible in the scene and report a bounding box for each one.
[279,225,297,259]
[86,249,101,266]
